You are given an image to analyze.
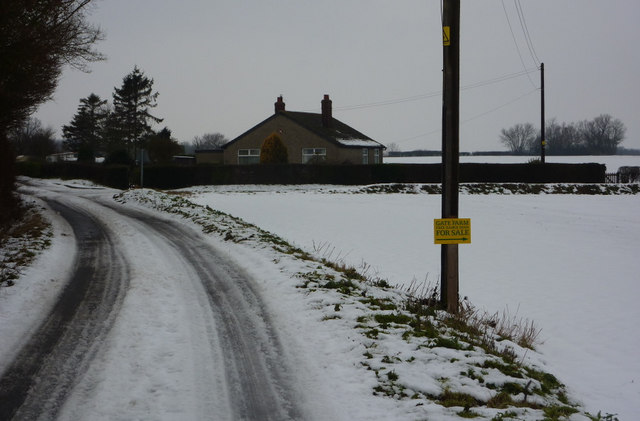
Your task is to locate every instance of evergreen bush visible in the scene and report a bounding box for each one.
[104,149,133,166]
[260,133,288,164]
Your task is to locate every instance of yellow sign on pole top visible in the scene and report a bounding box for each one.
[434,218,471,244]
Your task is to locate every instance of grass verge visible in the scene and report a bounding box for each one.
[0,202,52,286]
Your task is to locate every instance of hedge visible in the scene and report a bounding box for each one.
[139,163,603,188]
[16,162,606,190]
[16,162,130,190]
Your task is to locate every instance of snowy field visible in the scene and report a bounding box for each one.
[3,159,638,419]
[185,171,640,419]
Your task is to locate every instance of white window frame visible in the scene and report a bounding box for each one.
[362,148,369,164]
[374,149,380,164]
[302,148,327,164]
[238,149,260,165]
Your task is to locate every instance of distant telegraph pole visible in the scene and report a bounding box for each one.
[540,62,546,163]
[441,0,460,313]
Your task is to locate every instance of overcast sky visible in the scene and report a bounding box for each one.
[35,0,640,152]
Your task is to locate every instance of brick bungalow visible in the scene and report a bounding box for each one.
[198,95,385,165]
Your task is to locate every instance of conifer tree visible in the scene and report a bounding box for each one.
[147,127,183,163]
[260,133,288,164]
[111,67,162,158]
[62,93,108,161]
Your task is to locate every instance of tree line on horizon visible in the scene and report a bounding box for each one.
[60,66,178,165]
[386,113,629,157]
[8,67,230,165]
[0,1,229,228]
[500,115,626,155]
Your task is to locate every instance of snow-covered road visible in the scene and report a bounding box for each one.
[2,182,302,421]
[0,197,130,420]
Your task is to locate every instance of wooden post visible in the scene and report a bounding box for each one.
[540,62,546,163]
[441,0,460,313]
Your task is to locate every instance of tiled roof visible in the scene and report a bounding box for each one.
[283,111,383,148]
[223,111,385,149]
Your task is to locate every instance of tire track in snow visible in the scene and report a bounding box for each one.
[109,204,303,421]
[0,198,130,421]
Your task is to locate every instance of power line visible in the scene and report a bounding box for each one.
[461,87,538,124]
[390,87,539,145]
[326,68,537,112]
[460,68,537,91]
[333,91,441,111]
[501,0,538,89]
[342,2,542,113]
[514,0,541,65]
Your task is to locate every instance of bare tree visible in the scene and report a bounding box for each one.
[9,118,58,159]
[0,0,105,132]
[499,123,537,154]
[581,114,626,154]
[0,0,104,224]
[545,119,583,155]
[384,142,401,156]
[192,133,228,150]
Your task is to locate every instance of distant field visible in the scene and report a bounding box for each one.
[384,155,640,172]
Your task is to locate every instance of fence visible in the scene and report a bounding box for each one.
[605,167,640,183]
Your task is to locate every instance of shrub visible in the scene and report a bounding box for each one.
[438,389,481,408]
[374,313,412,326]
[260,133,288,164]
[104,149,133,166]
[0,137,19,227]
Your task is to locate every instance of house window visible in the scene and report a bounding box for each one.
[302,148,326,164]
[238,149,260,164]
[362,148,369,164]
[374,149,380,164]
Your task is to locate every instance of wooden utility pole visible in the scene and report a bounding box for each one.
[540,62,546,163]
[441,0,460,313]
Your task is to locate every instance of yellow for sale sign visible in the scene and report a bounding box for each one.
[434,218,471,244]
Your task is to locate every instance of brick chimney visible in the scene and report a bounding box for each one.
[274,95,285,113]
[321,94,332,128]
